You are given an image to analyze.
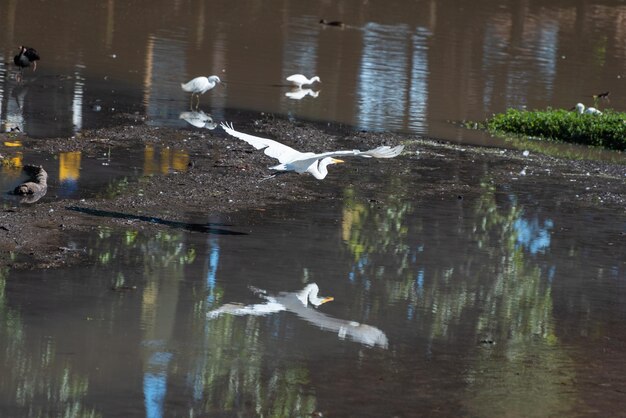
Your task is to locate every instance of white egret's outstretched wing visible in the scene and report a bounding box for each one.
[207,301,285,319]
[276,293,389,348]
[293,308,389,348]
[221,122,404,164]
[311,145,405,160]
[221,122,305,163]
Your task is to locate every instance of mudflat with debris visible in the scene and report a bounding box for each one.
[1,115,624,269]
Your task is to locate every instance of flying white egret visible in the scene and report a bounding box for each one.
[575,102,602,115]
[181,75,221,109]
[285,88,320,100]
[220,122,404,180]
[286,74,321,88]
[207,283,388,348]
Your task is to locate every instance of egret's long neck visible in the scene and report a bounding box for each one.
[297,284,318,305]
[312,159,331,180]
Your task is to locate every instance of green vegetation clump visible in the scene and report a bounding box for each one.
[484,108,626,151]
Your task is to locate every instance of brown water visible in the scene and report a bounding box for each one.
[2,1,626,417]
[2,0,626,147]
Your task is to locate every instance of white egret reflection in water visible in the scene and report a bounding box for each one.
[178,110,217,129]
[207,283,389,348]
[285,87,320,100]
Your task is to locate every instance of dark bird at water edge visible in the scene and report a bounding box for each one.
[14,46,40,72]
[319,19,345,28]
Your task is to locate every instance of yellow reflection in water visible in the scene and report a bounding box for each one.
[1,152,23,173]
[144,145,157,174]
[59,151,82,181]
[160,148,171,174]
[3,140,22,147]
[342,201,368,260]
[171,150,189,171]
[143,145,189,175]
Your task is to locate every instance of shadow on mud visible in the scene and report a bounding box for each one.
[66,206,247,235]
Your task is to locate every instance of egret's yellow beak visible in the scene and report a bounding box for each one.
[332,158,344,164]
[320,296,334,305]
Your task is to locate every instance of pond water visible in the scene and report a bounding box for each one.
[1,0,626,417]
[1,0,626,146]
[1,153,625,416]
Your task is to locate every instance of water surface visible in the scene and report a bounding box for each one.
[1,0,626,147]
[1,1,626,416]
[1,151,625,416]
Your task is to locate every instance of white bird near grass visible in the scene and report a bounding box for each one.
[575,102,602,115]
[181,75,221,109]
[220,122,405,180]
[286,74,321,88]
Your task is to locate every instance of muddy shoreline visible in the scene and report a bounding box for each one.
[1,115,624,270]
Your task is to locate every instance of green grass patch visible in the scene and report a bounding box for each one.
[480,108,626,151]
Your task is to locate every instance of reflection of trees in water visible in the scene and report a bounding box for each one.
[0,268,99,418]
[341,175,575,414]
[342,184,412,264]
[0,227,197,417]
[342,176,558,342]
[89,226,319,415]
[90,226,196,274]
[180,315,319,416]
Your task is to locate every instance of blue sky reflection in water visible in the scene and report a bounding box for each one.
[1,151,625,416]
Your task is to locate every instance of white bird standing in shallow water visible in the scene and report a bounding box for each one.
[181,75,221,109]
[575,102,602,115]
[220,122,405,180]
[286,74,321,88]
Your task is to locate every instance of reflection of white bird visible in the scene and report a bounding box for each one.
[220,122,404,180]
[285,88,320,100]
[207,283,388,348]
[575,102,602,115]
[181,75,221,109]
[179,110,217,129]
[286,74,321,88]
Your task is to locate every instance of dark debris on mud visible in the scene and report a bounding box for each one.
[0,114,624,269]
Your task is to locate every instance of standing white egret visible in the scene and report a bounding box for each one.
[286,74,321,88]
[220,122,404,180]
[207,283,388,348]
[181,75,221,109]
[575,102,602,115]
